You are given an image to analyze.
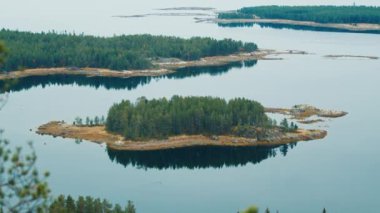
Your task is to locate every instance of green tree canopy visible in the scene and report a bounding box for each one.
[106,96,269,140]
[49,195,136,213]
[241,205,259,213]
[218,6,380,24]
[0,29,257,72]
[0,41,6,66]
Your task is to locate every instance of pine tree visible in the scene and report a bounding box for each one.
[126,200,136,213]
[66,195,76,212]
[94,116,99,125]
[76,196,86,213]
[280,118,289,130]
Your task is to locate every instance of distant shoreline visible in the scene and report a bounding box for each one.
[205,18,380,33]
[37,121,327,151]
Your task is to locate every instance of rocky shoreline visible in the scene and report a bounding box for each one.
[0,67,174,81]
[36,121,326,151]
[203,17,380,33]
[265,104,348,120]
[324,55,379,60]
[0,49,307,81]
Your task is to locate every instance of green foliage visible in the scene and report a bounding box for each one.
[0,131,50,213]
[218,12,253,19]
[74,115,106,127]
[74,117,83,126]
[280,118,298,132]
[0,29,257,72]
[49,195,136,213]
[231,125,258,138]
[280,118,289,129]
[218,6,380,24]
[106,96,269,140]
[0,41,6,67]
[241,205,259,213]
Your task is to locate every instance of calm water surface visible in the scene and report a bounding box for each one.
[1,1,380,213]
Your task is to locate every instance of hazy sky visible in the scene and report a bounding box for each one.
[1,0,379,35]
[2,0,380,14]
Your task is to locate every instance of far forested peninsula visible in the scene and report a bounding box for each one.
[215,6,380,33]
[0,29,257,72]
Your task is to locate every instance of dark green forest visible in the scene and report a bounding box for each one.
[106,96,269,140]
[49,195,136,213]
[218,6,380,24]
[0,29,257,72]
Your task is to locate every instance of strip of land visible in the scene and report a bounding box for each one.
[113,12,213,19]
[324,55,379,60]
[204,18,380,33]
[37,121,327,151]
[265,104,348,120]
[0,68,174,80]
[157,7,215,11]
[298,119,325,124]
[0,49,306,81]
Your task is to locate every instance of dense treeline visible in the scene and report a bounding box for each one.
[73,115,106,126]
[106,96,268,140]
[0,29,257,72]
[0,41,5,66]
[218,6,380,24]
[49,195,136,213]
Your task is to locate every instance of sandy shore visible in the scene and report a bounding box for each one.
[0,49,307,81]
[207,18,380,33]
[156,49,306,70]
[37,121,327,151]
[0,67,174,81]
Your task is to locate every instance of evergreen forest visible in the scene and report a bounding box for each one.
[218,6,380,24]
[0,29,257,72]
[106,96,269,140]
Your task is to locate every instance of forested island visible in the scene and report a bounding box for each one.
[0,29,257,72]
[106,96,270,140]
[219,6,380,23]
[214,6,380,33]
[0,30,313,81]
[37,96,328,151]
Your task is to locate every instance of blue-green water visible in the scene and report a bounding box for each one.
[1,1,380,213]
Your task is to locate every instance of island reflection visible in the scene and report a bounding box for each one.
[107,143,297,170]
[0,60,257,92]
[218,22,380,34]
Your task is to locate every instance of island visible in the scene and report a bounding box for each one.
[35,96,341,151]
[324,55,379,60]
[211,6,380,33]
[0,29,306,81]
[265,104,348,123]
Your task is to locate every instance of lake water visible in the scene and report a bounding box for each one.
[1,1,380,213]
